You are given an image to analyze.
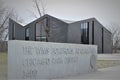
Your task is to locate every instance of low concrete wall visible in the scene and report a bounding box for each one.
[8,40,97,79]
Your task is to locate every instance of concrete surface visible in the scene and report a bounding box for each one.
[52,65,120,80]
[8,40,97,79]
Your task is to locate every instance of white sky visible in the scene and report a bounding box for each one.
[4,0,120,28]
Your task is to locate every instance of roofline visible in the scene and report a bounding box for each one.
[9,18,24,27]
[9,14,111,34]
[70,17,111,34]
[92,18,112,34]
[25,14,68,27]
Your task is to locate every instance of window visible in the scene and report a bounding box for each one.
[12,23,15,40]
[35,18,49,41]
[25,27,30,40]
[92,21,94,44]
[81,22,89,44]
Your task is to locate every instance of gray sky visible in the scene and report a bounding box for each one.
[4,0,120,28]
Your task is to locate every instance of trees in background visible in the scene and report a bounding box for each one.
[0,0,23,52]
[30,0,45,18]
[108,23,120,53]
[30,0,49,42]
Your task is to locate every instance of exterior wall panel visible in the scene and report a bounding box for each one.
[9,19,25,40]
[67,22,81,43]
[14,24,25,40]
[9,19,13,40]
[49,16,68,43]
[103,28,112,53]
[93,20,103,53]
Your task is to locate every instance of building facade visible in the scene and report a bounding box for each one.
[9,14,112,53]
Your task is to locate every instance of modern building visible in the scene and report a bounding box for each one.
[9,14,112,53]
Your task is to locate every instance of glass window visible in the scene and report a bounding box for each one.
[92,21,94,44]
[25,27,29,40]
[35,18,48,41]
[81,22,89,44]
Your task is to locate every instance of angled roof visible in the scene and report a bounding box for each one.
[10,14,97,26]
[9,14,111,33]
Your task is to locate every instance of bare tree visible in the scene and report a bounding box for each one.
[31,0,45,18]
[30,0,49,42]
[0,1,23,52]
[108,23,120,53]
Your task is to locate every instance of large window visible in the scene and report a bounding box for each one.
[81,22,89,44]
[25,27,30,40]
[35,18,49,41]
[92,21,94,44]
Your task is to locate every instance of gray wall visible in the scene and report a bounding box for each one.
[94,19,103,53]
[9,19,13,40]
[103,28,112,53]
[25,15,68,43]
[67,18,112,53]
[48,16,68,43]
[90,19,112,53]
[67,22,81,43]
[25,16,47,41]
[75,18,103,53]
[9,19,25,40]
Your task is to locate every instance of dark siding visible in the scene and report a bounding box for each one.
[67,22,81,43]
[9,19,13,40]
[48,16,68,43]
[9,19,25,40]
[92,21,94,44]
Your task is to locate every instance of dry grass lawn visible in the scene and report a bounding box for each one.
[97,60,120,69]
[0,53,7,80]
[0,53,120,80]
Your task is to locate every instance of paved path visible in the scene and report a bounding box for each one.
[53,65,120,80]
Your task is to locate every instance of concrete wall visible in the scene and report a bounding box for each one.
[8,40,97,79]
[67,22,81,43]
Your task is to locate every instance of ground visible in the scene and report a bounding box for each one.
[0,52,120,80]
[0,53,7,80]
[97,60,120,69]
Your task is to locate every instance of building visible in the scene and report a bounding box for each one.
[9,14,112,53]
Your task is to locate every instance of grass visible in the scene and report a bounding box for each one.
[0,52,7,80]
[97,60,120,69]
[0,52,120,80]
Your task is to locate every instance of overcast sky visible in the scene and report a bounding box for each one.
[4,0,120,28]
